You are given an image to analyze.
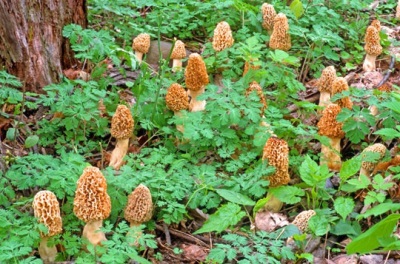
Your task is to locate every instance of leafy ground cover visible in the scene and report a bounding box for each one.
[1,0,400,263]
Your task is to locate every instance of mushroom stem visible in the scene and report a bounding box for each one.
[320,137,341,171]
[135,51,144,64]
[319,91,331,108]
[38,237,57,263]
[82,220,107,246]
[263,191,283,213]
[359,167,371,178]
[363,54,377,72]
[188,88,206,112]
[173,111,185,133]
[109,138,130,170]
[172,59,183,72]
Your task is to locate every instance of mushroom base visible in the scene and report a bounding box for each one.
[363,54,377,72]
[109,138,129,170]
[318,91,331,108]
[39,237,57,263]
[82,220,107,246]
[320,137,342,171]
[135,51,144,64]
[188,88,206,112]
[172,59,183,72]
[359,167,371,178]
[262,192,283,213]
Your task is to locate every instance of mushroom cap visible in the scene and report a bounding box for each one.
[262,137,290,187]
[33,191,62,237]
[111,105,134,140]
[133,33,151,54]
[318,66,336,93]
[269,13,291,51]
[165,83,189,112]
[245,81,267,115]
[361,143,387,172]
[243,59,261,76]
[364,26,382,56]
[185,53,209,91]
[124,184,153,225]
[317,104,345,138]
[331,77,353,109]
[73,166,111,223]
[292,210,316,232]
[171,40,186,60]
[212,21,234,52]
[261,3,277,31]
[370,19,381,32]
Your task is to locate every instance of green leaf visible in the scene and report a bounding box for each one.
[6,128,17,141]
[194,203,246,234]
[382,100,400,114]
[346,214,400,254]
[24,135,39,148]
[215,189,255,206]
[269,186,305,205]
[358,203,400,219]
[289,0,304,19]
[299,155,332,188]
[374,128,400,141]
[340,156,362,182]
[253,197,269,215]
[308,214,329,236]
[334,197,355,220]
[330,219,360,237]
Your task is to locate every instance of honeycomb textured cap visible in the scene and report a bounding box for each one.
[317,104,345,138]
[133,33,151,54]
[124,184,153,225]
[212,21,234,52]
[261,3,276,31]
[33,190,62,237]
[318,66,336,93]
[371,19,381,32]
[331,77,353,109]
[361,143,387,171]
[171,40,186,59]
[364,26,382,56]
[245,81,267,115]
[185,53,209,91]
[165,83,189,112]
[292,210,316,232]
[111,105,134,139]
[269,13,291,51]
[262,137,290,187]
[73,166,111,223]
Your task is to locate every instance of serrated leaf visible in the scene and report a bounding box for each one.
[269,186,305,204]
[334,197,355,220]
[289,0,304,19]
[216,189,255,206]
[299,155,332,188]
[24,135,39,148]
[359,203,400,219]
[308,214,330,236]
[340,156,362,182]
[374,128,400,141]
[382,100,400,114]
[194,203,246,234]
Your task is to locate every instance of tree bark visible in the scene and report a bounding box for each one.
[0,0,87,93]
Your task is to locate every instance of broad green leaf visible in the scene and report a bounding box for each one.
[382,100,400,114]
[340,156,362,181]
[253,197,269,215]
[334,197,355,220]
[358,203,400,219]
[299,155,332,188]
[216,189,255,206]
[194,203,246,234]
[289,0,304,19]
[330,219,360,237]
[374,128,400,141]
[6,128,16,141]
[24,135,39,148]
[346,214,400,254]
[269,186,305,204]
[308,214,329,236]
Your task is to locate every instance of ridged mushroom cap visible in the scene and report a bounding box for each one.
[317,104,345,138]
[171,40,186,60]
[318,66,336,93]
[185,53,209,91]
[364,26,382,56]
[165,83,189,112]
[361,143,387,172]
[111,105,134,140]
[331,77,353,109]
[133,33,151,54]
[73,166,111,223]
[269,13,291,51]
[262,137,290,187]
[212,21,234,52]
[124,184,153,225]
[33,191,62,237]
[245,81,267,115]
[371,19,381,32]
[292,210,316,232]
[261,3,277,31]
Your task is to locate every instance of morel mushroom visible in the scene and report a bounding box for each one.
[165,83,189,132]
[261,3,276,34]
[269,13,291,51]
[317,66,336,108]
[331,77,353,109]
[73,166,111,246]
[185,53,209,112]
[317,104,345,171]
[33,191,62,263]
[371,19,381,32]
[360,143,387,178]
[245,81,267,116]
[292,210,316,233]
[109,105,134,170]
[363,25,382,72]
[212,21,234,52]
[132,33,150,64]
[170,40,186,72]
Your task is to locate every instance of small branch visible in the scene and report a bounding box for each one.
[155,224,210,248]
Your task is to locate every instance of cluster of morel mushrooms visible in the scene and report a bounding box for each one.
[33,2,400,262]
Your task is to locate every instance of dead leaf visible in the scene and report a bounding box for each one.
[63,68,80,80]
[180,243,207,262]
[254,211,289,232]
[331,254,358,264]
[359,255,383,264]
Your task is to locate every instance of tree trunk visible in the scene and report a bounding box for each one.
[0,0,87,93]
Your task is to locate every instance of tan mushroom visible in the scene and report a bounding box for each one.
[261,3,277,34]
[360,143,387,178]
[371,19,381,32]
[397,1,400,20]
[331,77,353,109]
[363,26,382,72]
[132,33,151,64]
[245,81,267,116]
[73,166,111,246]
[292,210,316,233]
[269,13,291,51]
[317,104,345,171]
[109,105,134,170]
[317,66,336,108]
[212,21,234,52]
[33,191,62,263]
[185,53,209,112]
[243,58,261,76]
[165,83,189,132]
[170,40,186,72]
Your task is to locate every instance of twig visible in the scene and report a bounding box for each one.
[155,224,210,248]
[163,223,172,246]
[376,55,396,88]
